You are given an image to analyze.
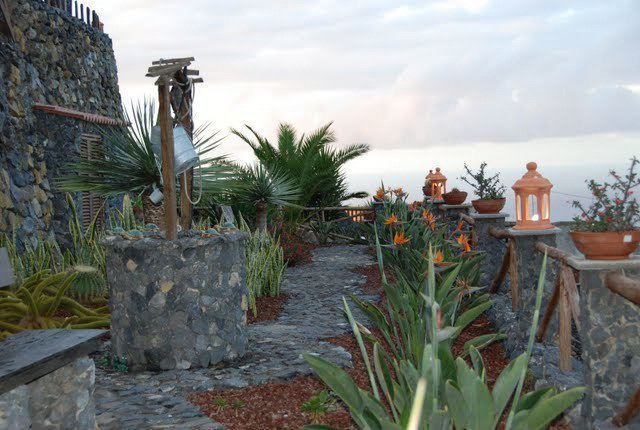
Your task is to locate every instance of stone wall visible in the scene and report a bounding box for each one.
[0,0,122,248]
[103,233,249,371]
[0,357,97,429]
[577,267,640,428]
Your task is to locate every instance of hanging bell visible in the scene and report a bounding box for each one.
[151,125,200,175]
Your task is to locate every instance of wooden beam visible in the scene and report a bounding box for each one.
[535,241,572,265]
[536,271,561,342]
[490,245,511,294]
[185,69,200,76]
[458,212,475,226]
[559,283,572,371]
[613,386,640,427]
[191,77,204,83]
[152,56,194,65]
[158,76,177,240]
[508,240,519,311]
[604,272,640,305]
[489,227,513,240]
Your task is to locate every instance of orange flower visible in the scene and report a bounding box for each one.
[457,234,471,253]
[375,187,385,199]
[393,187,404,195]
[384,213,398,226]
[455,220,464,232]
[422,210,436,231]
[393,231,410,246]
[434,250,444,265]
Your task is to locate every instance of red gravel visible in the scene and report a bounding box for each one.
[247,294,290,325]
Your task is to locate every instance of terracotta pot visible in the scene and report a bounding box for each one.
[570,230,640,260]
[471,198,506,214]
[422,185,432,197]
[443,190,468,205]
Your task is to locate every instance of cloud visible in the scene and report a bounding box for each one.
[93,0,639,152]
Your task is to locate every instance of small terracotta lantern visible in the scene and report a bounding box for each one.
[427,167,447,202]
[512,162,554,230]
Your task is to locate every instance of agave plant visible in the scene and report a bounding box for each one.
[57,99,234,225]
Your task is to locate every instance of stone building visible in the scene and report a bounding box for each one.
[0,0,123,249]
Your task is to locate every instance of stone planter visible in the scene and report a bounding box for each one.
[570,230,640,260]
[472,198,506,214]
[103,232,249,371]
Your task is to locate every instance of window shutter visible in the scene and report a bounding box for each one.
[78,133,104,231]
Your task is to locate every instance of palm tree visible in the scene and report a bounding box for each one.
[57,99,234,225]
[231,122,370,208]
[234,164,300,232]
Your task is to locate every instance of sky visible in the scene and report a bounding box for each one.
[95,0,640,220]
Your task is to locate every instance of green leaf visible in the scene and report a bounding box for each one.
[492,354,527,425]
[525,387,585,430]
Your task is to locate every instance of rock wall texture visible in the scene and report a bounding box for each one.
[0,357,97,430]
[0,0,122,248]
[579,268,640,429]
[103,233,249,371]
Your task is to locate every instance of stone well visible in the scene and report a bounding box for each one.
[103,232,249,371]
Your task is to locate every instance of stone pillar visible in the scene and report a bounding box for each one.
[509,228,561,348]
[471,213,509,287]
[436,204,471,235]
[103,232,249,371]
[566,257,640,429]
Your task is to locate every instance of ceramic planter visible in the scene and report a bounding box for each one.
[471,198,506,214]
[422,185,432,197]
[570,230,640,260]
[443,190,468,205]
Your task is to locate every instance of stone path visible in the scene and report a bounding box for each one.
[94,245,377,429]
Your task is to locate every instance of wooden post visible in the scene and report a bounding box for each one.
[559,284,572,371]
[158,77,177,240]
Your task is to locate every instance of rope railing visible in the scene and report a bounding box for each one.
[39,0,103,32]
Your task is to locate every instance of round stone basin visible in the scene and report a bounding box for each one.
[102,232,249,371]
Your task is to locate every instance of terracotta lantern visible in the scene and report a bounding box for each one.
[512,162,554,230]
[427,167,447,202]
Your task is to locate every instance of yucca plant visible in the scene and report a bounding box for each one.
[233,164,301,232]
[57,99,234,225]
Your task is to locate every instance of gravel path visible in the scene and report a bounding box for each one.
[94,245,377,429]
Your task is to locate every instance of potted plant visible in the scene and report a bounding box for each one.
[570,156,640,260]
[422,178,433,197]
[442,187,468,205]
[460,162,506,214]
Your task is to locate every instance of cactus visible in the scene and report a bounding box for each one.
[66,265,107,303]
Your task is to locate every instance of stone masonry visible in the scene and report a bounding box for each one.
[103,233,249,371]
[0,357,97,430]
[0,0,122,249]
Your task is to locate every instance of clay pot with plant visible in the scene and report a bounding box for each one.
[442,187,468,205]
[570,156,640,260]
[460,162,506,214]
[422,177,433,197]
